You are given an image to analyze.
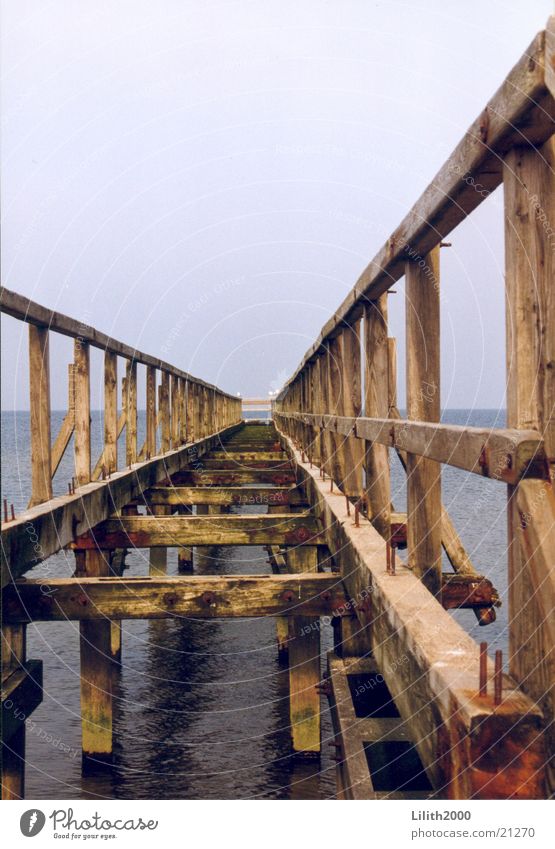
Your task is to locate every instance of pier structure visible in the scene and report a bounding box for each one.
[2,17,555,800]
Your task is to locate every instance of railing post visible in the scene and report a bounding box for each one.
[337,321,364,496]
[125,360,137,466]
[364,297,390,536]
[74,339,91,485]
[405,248,442,597]
[159,371,170,453]
[146,365,157,457]
[503,138,555,795]
[28,325,52,505]
[104,352,118,474]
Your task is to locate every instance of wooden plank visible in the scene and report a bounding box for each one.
[199,458,289,469]
[207,451,286,461]
[142,486,304,507]
[276,28,554,395]
[74,339,91,486]
[28,325,52,506]
[405,247,442,597]
[171,374,180,449]
[277,427,546,799]
[104,352,118,475]
[4,574,346,622]
[1,423,242,586]
[72,513,323,549]
[78,548,113,768]
[0,287,237,401]
[146,365,157,458]
[364,297,390,536]
[504,139,555,797]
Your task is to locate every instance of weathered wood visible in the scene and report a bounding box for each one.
[171,374,180,449]
[92,410,125,482]
[287,544,321,754]
[78,548,113,768]
[208,451,286,461]
[176,469,296,486]
[1,622,30,799]
[28,325,52,506]
[504,139,555,797]
[143,486,304,507]
[2,660,43,743]
[146,365,157,458]
[159,371,170,453]
[199,458,290,470]
[149,504,168,576]
[364,296,390,536]
[125,360,137,466]
[176,505,194,573]
[336,322,364,496]
[1,424,242,586]
[0,287,237,402]
[276,28,554,393]
[104,352,118,475]
[50,364,76,479]
[440,574,500,610]
[74,339,91,486]
[277,428,546,798]
[405,248,442,597]
[4,574,346,621]
[72,513,322,549]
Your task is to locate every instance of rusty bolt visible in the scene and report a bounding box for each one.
[202,591,216,606]
[321,591,331,602]
[164,593,179,607]
[281,589,296,603]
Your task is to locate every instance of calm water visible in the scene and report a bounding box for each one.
[1,409,508,799]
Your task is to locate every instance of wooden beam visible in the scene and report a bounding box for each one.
[1,423,242,586]
[159,371,170,453]
[207,451,286,461]
[142,486,304,507]
[405,247,442,597]
[4,574,346,622]
[74,339,91,486]
[72,513,322,549]
[278,412,545,484]
[276,427,546,799]
[176,469,296,486]
[28,325,52,506]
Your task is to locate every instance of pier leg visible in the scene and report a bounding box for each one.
[1,623,26,799]
[287,545,321,755]
[78,548,113,770]
[177,505,194,573]
[149,505,168,576]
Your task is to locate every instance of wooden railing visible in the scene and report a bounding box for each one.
[0,287,242,508]
[275,17,555,793]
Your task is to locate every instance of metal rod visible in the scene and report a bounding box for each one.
[3,498,8,523]
[494,650,503,705]
[345,495,350,516]
[10,504,15,521]
[479,641,488,697]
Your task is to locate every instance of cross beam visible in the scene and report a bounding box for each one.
[3,574,346,621]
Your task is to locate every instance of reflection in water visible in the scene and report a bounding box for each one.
[24,539,336,800]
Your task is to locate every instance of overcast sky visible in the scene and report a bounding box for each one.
[1,0,553,409]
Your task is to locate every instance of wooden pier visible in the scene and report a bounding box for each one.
[2,16,555,800]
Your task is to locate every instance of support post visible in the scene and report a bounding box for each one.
[405,249,442,597]
[338,321,364,496]
[1,623,26,799]
[503,139,555,795]
[146,365,157,458]
[287,545,321,755]
[77,548,113,770]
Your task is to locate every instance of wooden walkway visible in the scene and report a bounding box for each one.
[2,14,555,801]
